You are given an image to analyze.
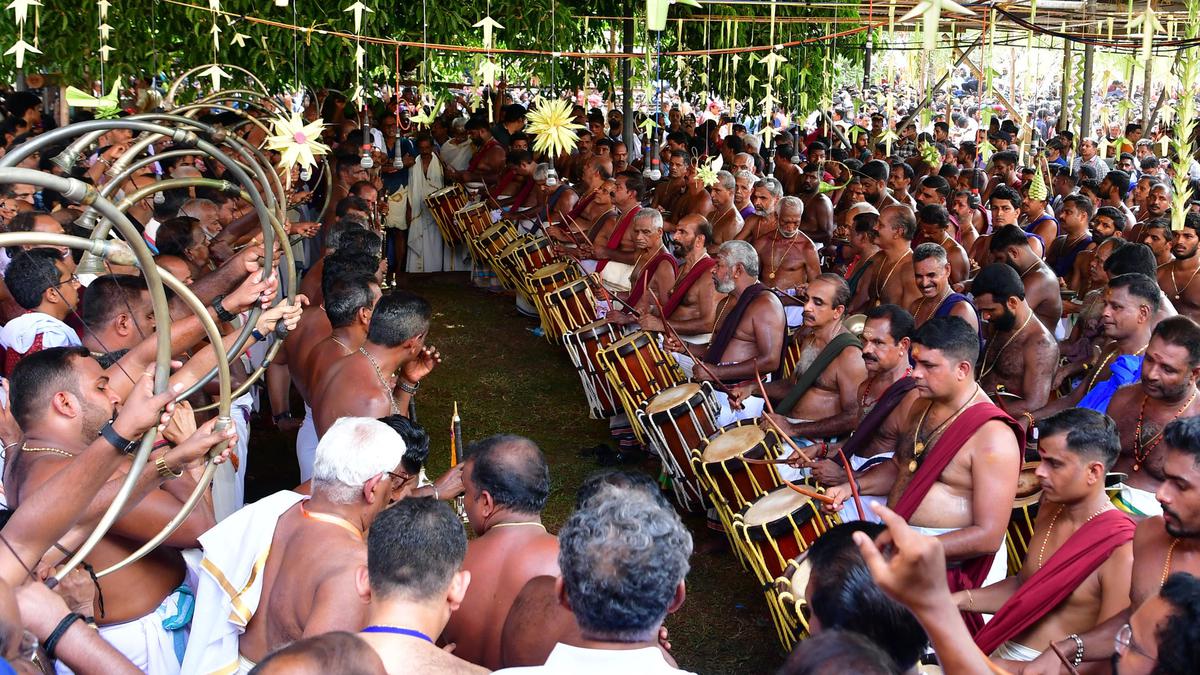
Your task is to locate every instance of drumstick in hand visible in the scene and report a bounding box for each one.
[754,364,812,464]
[648,288,730,394]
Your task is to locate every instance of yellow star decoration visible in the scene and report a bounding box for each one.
[526,98,585,158]
[695,157,719,187]
[264,113,331,172]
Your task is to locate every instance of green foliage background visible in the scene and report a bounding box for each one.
[3,0,864,112]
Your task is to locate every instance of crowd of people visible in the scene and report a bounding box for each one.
[0,74,1196,675]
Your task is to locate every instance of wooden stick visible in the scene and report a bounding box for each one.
[754,364,813,464]
[1049,642,1080,675]
[779,478,836,505]
[647,287,731,394]
[835,447,867,523]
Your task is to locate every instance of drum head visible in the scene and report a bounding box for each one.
[465,182,486,190]
[428,186,458,198]
[550,278,591,299]
[570,319,617,343]
[703,425,766,463]
[612,331,653,356]
[646,383,701,414]
[788,557,813,598]
[498,238,529,258]
[530,261,572,281]
[1016,461,1041,500]
[480,223,514,239]
[743,485,814,528]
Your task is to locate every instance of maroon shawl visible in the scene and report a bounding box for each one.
[841,376,917,460]
[662,256,717,318]
[567,187,597,219]
[893,401,1024,634]
[626,249,678,308]
[704,282,769,365]
[974,509,1135,654]
[596,206,641,274]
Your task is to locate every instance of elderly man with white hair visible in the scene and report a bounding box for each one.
[183,417,414,675]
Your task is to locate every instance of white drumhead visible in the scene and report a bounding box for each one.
[530,261,572,281]
[703,425,765,463]
[788,557,812,597]
[646,383,701,414]
[744,486,811,527]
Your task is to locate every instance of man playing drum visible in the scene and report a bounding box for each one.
[826,316,1023,632]
[636,214,720,346]
[958,408,1134,666]
[753,196,822,329]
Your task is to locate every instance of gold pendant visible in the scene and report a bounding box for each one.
[1133,462,1141,472]
[914,441,925,454]
[769,272,776,280]
[908,460,918,473]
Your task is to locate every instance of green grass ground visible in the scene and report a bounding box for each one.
[244,272,786,674]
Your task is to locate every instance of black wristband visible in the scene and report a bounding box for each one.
[100,421,138,455]
[43,612,84,661]
[212,294,237,323]
[273,411,293,424]
[251,328,268,342]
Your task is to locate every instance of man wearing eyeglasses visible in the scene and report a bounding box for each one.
[0,248,80,374]
[1022,415,1200,674]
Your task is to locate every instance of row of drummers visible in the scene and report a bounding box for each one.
[424,183,846,653]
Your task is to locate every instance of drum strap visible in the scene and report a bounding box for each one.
[776,332,861,414]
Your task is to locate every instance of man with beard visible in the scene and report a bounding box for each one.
[707,170,744,251]
[734,170,757,221]
[797,162,836,246]
[664,240,785,384]
[732,273,867,441]
[824,316,1023,625]
[735,177,783,243]
[1130,182,1172,242]
[450,118,506,189]
[972,264,1059,427]
[651,150,689,218]
[666,153,714,231]
[618,209,677,316]
[916,175,952,210]
[574,173,639,289]
[773,144,803,195]
[636,214,719,345]
[916,204,969,284]
[1021,415,1200,674]
[958,408,1134,667]
[888,162,918,210]
[860,160,902,212]
[987,225,1063,332]
[852,205,920,312]
[753,197,822,328]
[1034,272,1159,419]
[1142,219,1176,269]
[909,244,979,334]
[1158,214,1200,321]
[1106,316,1200,518]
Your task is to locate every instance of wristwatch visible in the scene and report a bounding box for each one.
[100,421,138,455]
[212,294,237,323]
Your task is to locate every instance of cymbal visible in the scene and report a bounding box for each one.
[842,313,866,335]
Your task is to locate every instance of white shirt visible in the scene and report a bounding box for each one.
[494,643,695,675]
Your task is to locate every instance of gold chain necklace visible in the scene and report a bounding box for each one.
[359,346,401,415]
[713,297,734,334]
[21,446,74,458]
[768,234,800,280]
[1036,503,1112,570]
[1162,538,1180,587]
[1171,259,1200,301]
[873,249,912,305]
[909,385,981,472]
[914,288,950,325]
[1087,345,1147,392]
[979,311,1034,379]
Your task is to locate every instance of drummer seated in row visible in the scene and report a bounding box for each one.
[491,150,540,223]
[789,304,920,522]
[637,214,722,346]
[603,210,676,321]
[664,240,785,423]
[726,274,866,480]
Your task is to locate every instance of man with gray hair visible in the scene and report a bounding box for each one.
[909,242,979,333]
[665,240,785,388]
[179,198,222,241]
[737,176,784,242]
[733,170,757,221]
[185,417,413,673]
[494,484,694,674]
[708,169,744,249]
[753,195,821,328]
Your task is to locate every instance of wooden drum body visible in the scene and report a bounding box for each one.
[540,277,598,340]
[694,421,784,518]
[424,185,468,244]
[477,222,519,260]
[563,319,625,418]
[596,331,685,442]
[634,383,720,511]
[500,236,557,287]
[733,485,840,584]
[455,202,495,242]
[1006,461,1042,576]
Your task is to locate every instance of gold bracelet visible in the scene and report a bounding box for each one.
[965,589,975,611]
[155,454,183,479]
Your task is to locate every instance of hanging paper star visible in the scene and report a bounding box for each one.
[231,31,250,47]
[97,43,113,62]
[344,0,373,33]
[264,113,331,172]
[6,0,41,26]
[354,44,366,69]
[760,90,778,113]
[526,98,585,158]
[759,51,788,78]
[638,117,658,135]
[65,81,120,118]
[96,0,109,19]
[97,22,111,40]
[899,0,974,52]
[210,22,221,51]
[473,15,503,50]
[5,38,38,68]
[207,0,219,9]
[197,64,233,90]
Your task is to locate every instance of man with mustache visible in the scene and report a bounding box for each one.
[735,177,783,243]
[1106,316,1200,518]
[707,170,744,252]
[753,196,822,329]
[987,224,1063,332]
[1021,414,1200,674]
[972,263,1059,431]
[635,214,719,346]
[909,243,980,332]
[853,204,921,312]
[1157,214,1200,322]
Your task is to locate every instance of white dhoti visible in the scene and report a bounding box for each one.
[832,453,893,523]
[296,403,318,483]
[1112,483,1163,518]
[784,306,805,329]
[180,491,307,675]
[991,640,1040,662]
[237,654,256,674]
[58,586,193,675]
[404,155,468,273]
[679,333,712,346]
[911,524,1010,603]
[669,350,766,425]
